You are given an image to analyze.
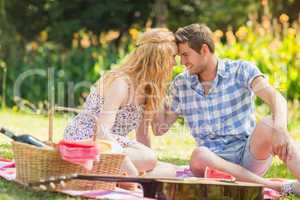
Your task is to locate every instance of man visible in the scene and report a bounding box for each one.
[152,23,300,194]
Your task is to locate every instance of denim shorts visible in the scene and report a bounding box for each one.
[217,135,273,176]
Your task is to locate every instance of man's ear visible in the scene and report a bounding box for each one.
[201,44,210,55]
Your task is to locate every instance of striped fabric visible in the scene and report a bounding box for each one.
[170,59,264,154]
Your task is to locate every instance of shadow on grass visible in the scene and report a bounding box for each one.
[265,162,296,179]
[0,144,13,159]
[159,157,189,165]
[0,180,75,200]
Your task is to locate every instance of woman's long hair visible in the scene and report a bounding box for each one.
[98,28,176,120]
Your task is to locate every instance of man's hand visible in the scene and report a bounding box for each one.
[272,126,293,162]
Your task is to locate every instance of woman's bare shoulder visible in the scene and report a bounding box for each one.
[94,75,130,102]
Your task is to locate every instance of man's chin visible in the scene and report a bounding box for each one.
[187,70,197,75]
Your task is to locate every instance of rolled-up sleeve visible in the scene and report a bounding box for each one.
[237,61,265,90]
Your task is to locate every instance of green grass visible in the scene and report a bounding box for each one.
[0,108,299,199]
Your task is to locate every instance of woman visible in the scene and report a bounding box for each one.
[64,28,177,176]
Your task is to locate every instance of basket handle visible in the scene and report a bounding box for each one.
[48,106,54,143]
[54,106,99,142]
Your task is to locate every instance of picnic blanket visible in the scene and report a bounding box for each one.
[0,158,282,199]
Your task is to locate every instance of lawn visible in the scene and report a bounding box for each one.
[0,108,299,199]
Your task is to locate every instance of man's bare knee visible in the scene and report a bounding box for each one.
[254,117,274,144]
[190,147,211,176]
[249,117,275,159]
[258,117,274,136]
[189,162,205,177]
[191,146,211,162]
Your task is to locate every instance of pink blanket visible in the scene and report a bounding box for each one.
[58,188,154,200]
[0,158,282,199]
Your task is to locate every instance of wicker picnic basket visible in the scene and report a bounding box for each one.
[12,107,125,190]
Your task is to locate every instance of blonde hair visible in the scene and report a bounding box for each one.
[99,28,176,119]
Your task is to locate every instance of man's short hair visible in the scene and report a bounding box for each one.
[175,23,214,53]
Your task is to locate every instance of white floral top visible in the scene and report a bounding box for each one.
[64,87,144,147]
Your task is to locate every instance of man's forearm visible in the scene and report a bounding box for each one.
[252,76,287,130]
[271,91,288,130]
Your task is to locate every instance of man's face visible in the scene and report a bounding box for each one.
[178,42,207,75]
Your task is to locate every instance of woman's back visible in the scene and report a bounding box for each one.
[64,81,144,147]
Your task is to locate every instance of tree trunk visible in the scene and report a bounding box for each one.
[153,0,168,27]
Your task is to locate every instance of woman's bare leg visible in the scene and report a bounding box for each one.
[123,142,157,173]
[120,156,139,176]
[145,161,180,177]
[117,142,157,190]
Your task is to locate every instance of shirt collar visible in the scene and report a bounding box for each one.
[216,59,228,78]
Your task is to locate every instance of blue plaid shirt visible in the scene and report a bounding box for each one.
[170,59,264,154]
